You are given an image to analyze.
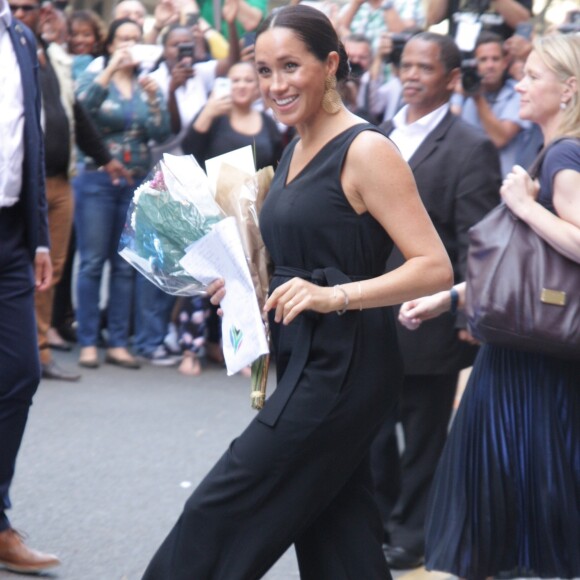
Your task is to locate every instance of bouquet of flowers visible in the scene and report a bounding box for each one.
[119,150,273,408]
[119,154,224,296]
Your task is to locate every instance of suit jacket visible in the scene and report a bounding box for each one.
[7,19,48,259]
[382,110,501,375]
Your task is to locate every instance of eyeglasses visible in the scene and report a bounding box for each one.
[9,3,39,11]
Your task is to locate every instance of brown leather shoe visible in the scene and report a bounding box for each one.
[0,528,60,573]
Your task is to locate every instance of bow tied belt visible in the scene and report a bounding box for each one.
[257,266,369,427]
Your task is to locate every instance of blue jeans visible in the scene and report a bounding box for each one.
[133,275,176,356]
[74,171,137,348]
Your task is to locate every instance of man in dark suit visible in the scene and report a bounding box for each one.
[0,0,60,571]
[371,32,501,569]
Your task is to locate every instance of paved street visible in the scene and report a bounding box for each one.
[1,347,452,580]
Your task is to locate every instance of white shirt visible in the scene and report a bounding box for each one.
[390,102,449,162]
[148,59,217,159]
[149,59,217,129]
[0,0,25,207]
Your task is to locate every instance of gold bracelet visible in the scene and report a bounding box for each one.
[358,281,363,311]
[333,284,349,316]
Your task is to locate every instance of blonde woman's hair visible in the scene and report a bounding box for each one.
[532,34,580,139]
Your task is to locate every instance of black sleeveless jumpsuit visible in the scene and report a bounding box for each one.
[142,124,403,580]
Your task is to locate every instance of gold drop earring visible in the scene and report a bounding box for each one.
[322,74,342,114]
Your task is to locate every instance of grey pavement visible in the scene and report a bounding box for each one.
[2,347,449,580]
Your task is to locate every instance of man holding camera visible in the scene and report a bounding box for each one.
[372,31,501,570]
[458,31,532,176]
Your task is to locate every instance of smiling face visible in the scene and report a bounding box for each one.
[516,50,569,127]
[399,38,457,120]
[69,19,98,55]
[255,27,335,128]
[229,62,259,108]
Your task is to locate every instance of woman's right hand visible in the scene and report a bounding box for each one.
[398,291,451,330]
[107,47,135,73]
[206,278,226,315]
[205,91,233,117]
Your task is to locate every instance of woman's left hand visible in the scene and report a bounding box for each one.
[500,165,540,219]
[264,278,338,325]
[206,278,226,316]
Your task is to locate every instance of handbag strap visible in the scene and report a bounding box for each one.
[528,136,580,179]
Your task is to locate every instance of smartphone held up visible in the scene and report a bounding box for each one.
[213,77,232,99]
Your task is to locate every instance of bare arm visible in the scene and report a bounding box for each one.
[215,0,241,77]
[236,0,263,32]
[473,94,521,149]
[494,0,532,29]
[344,132,453,306]
[501,165,580,264]
[265,130,453,325]
[382,5,416,33]
[143,0,180,44]
[426,0,449,26]
[191,94,232,133]
[336,0,364,37]
[399,282,466,330]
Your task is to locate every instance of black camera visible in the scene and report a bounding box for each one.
[349,62,365,79]
[177,42,195,62]
[461,58,482,95]
[383,33,413,67]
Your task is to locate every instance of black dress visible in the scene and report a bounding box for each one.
[142,123,402,580]
[425,139,580,579]
[181,112,283,171]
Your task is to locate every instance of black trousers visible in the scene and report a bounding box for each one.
[0,204,41,532]
[142,301,401,580]
[371,373,457,555]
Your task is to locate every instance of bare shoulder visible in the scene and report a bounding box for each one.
[344,128,410,189]
[342,126,416,212]
[348,128,402,164]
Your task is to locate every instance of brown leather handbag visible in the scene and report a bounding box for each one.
[465,202,580,360]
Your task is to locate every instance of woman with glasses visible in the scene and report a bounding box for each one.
[74,18,170,370]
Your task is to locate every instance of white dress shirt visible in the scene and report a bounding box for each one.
[0,0,25,207]
[389,102,449,162]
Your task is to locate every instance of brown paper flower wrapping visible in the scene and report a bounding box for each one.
[214,163,274,409]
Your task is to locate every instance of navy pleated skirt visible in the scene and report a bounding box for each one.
[425,344,580,579]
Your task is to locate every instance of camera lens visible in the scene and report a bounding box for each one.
[461,59,481,94]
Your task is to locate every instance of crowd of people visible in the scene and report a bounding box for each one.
[0,0,578,576]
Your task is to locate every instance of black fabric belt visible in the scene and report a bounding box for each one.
[258,266,365,428]
[273,266,371,283]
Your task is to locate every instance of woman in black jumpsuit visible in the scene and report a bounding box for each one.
[142,6,453,579]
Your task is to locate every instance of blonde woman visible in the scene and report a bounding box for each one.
[400,33,580,580]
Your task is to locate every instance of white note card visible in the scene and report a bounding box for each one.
[180,217,269,375]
